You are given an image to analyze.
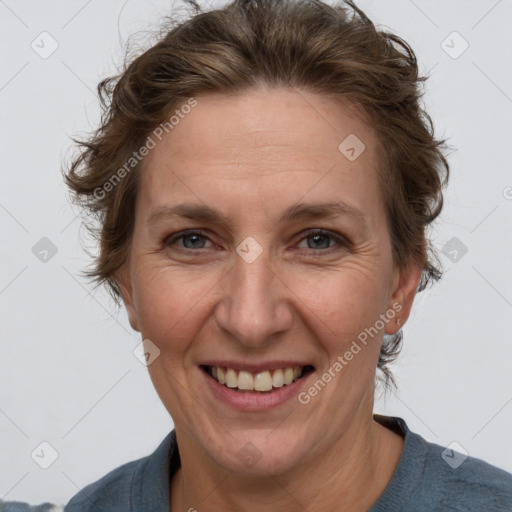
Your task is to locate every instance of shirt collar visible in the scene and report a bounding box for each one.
[130,414,420,511]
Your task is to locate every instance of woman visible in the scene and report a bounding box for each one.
[60,0,512,510]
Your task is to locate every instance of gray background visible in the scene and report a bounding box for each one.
[1,0,511,506]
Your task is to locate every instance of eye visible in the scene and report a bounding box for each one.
[295,229,349,253]
[163,228,350,254]
[164,230,214,250]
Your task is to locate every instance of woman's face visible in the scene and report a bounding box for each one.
[118,86,421,475]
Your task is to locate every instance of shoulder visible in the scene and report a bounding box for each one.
[372,415,512,512]
[412,432,512,510]
[64,430,176,512]
[63,458,141,512]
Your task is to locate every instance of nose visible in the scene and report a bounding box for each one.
[214,243,294,348]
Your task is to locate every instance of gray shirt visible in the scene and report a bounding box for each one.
[6,415,510,511]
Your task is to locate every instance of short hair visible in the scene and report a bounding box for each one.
[62,0,450,391]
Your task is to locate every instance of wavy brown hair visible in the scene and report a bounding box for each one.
[62,0,450,391]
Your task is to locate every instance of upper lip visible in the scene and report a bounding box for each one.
[200,361,314,373]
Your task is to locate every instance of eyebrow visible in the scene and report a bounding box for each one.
[147,201,366,228]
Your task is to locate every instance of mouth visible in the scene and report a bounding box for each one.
[201,364,315,393]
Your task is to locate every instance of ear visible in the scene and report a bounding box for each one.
[385,259,423,335]
[115,264,140,332]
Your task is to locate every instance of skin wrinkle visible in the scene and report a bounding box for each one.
[116,86,422,511]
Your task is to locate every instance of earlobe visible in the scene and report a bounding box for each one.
[115,266,140,332]
[385,260,423,335]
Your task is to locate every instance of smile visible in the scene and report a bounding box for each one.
[201,365,315,393]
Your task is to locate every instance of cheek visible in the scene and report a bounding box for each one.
[132,264,218,350]
[296,265,389,325]
[131,249,391,360]
[291,266,390,367]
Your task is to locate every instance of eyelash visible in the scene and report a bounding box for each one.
[164,229,350,255]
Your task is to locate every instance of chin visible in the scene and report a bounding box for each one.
[203,427,307,476]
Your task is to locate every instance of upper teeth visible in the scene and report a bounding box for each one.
[210,366,303,391]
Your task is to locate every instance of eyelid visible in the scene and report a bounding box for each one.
[164,229,213,248]
[164,228,350,252]
[294,228,351,251]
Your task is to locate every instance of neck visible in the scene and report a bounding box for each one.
[170,413,404,512]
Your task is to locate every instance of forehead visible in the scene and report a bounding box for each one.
[137,86,383,224]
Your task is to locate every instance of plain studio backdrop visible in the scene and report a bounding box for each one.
[1,0,511,506]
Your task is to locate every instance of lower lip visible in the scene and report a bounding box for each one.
[201,367,313,411]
